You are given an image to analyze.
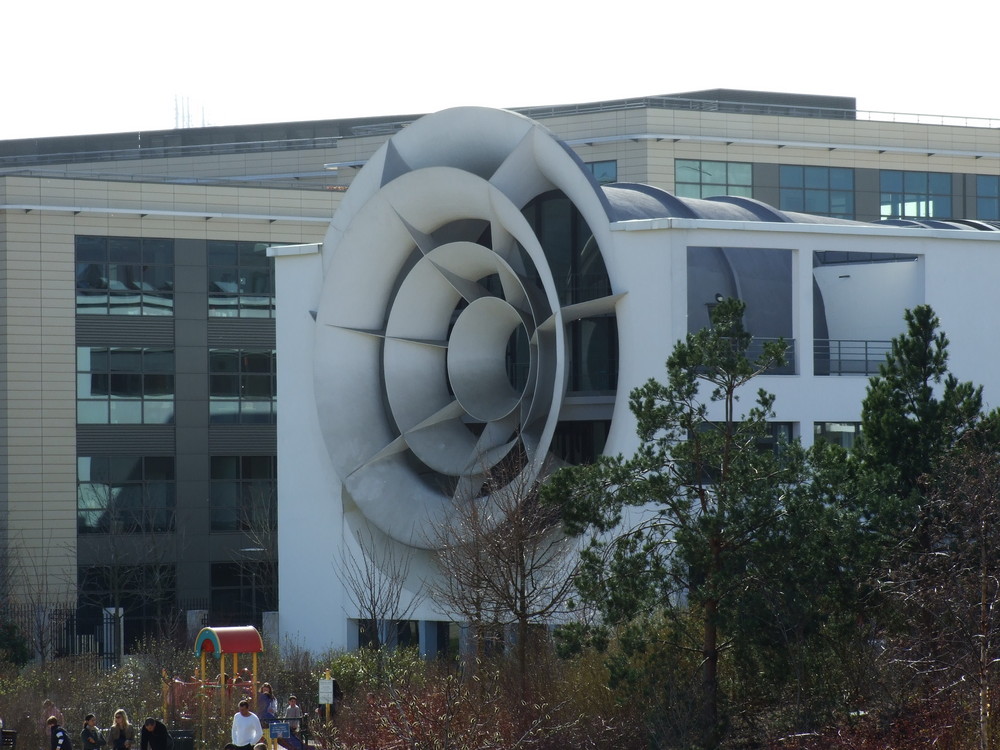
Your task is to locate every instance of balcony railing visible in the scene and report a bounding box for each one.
[814,339,890,376]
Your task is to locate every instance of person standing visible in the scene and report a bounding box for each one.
[108,710,134,750]
[231,700,262,750]
[283,696,302,734]
[49,716,72,750]
[281,696,304,750]
[256,683,278,721]
[81,715,107,750]
[139,718,171,750]
[42,701,65,735]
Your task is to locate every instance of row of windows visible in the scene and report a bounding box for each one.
[77,455,276,534]
[78,561,277,639]
[77,347,276,425]
[77,456,175,533]
[76,237,276,318]
[673,160,1000,221]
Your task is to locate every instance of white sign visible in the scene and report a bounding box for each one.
[318,678,334,704]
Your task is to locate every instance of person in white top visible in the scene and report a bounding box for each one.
[230,700,262,750]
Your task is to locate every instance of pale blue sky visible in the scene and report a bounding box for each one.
[6,0,999,140]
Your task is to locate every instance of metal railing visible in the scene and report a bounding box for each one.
[814,339,891,376]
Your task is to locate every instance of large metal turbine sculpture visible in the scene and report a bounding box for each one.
[313,107,620,552]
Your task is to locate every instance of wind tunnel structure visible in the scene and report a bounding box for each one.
[311,107,623,553]
[279,106,929,650]
[311,108,868,552]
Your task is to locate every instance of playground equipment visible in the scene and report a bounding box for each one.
[193,626,264,741]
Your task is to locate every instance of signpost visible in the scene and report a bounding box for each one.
[268,723,290,739]
[318,678,334,705]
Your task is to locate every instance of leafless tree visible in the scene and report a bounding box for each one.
[336,526,427,650]
[233,483,279,624]
[77,490,183,664]
[430,454,579,698]
[882,439,1000,750]
[3,531,75,663]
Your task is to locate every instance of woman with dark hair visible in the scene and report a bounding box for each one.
[256,683,277,721]
[81,714,107,750]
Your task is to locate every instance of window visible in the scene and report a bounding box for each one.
[814,422,861,450]
[211,561,277,626]
[675,160,752,199]
[880,170,953,219]
[520,191,618,395]
[77,456,175,533]
[209,349,277,424]
[976,175,1000,220]
[77,563,176,650]
[779,166,855,219]
[75,236,174,316]
[208,241,275,317]
[77,347,175,424]
[210,455,277,532]
[584,160,617,184]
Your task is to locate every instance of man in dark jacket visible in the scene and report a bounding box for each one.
[139,719,171,750]
[48,716,72,750]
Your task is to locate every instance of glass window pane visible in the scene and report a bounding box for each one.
[903,171,928,192]
[928,195,951,218]
[208,241,238,266]
[78,400,108,424]
[804,167,827,189]
[977,197,999,220]
[880,171,903,192]
[143,239,174,266]
[210,401,240,424]
[110,400,143,424]
[779,165,803,188]
[242,352,271,373]
[76,236,107,263]
[830,191,854,217]
[242,245,270,269]
[109,238,141,264]
[144,350,174,371]
[109,349,142,372]
[110,373,142,397]
[240,401,273,424]
[144,457,175,481]
[804,191,829,213]
[211,456,240,480]
[929,173,951,195]
[978,175,1000,198]
[241,374,273,398]
[702,161,727,184]
[242,456,275,479]
[211,374,239,397]
[779,189,804,212]
[727,163,752,185]
[675,160,700,183]
[210,350,239,373]
[143,401,175,424]
[830,168,854,190]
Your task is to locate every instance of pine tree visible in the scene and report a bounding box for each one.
[544,298,806,744]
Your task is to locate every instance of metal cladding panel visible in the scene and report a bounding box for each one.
[76,425,176,454]
[207,320,276,348]
[76,318,174,346]
[208,426,277,454]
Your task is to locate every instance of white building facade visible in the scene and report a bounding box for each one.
[275,107,1000,653]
